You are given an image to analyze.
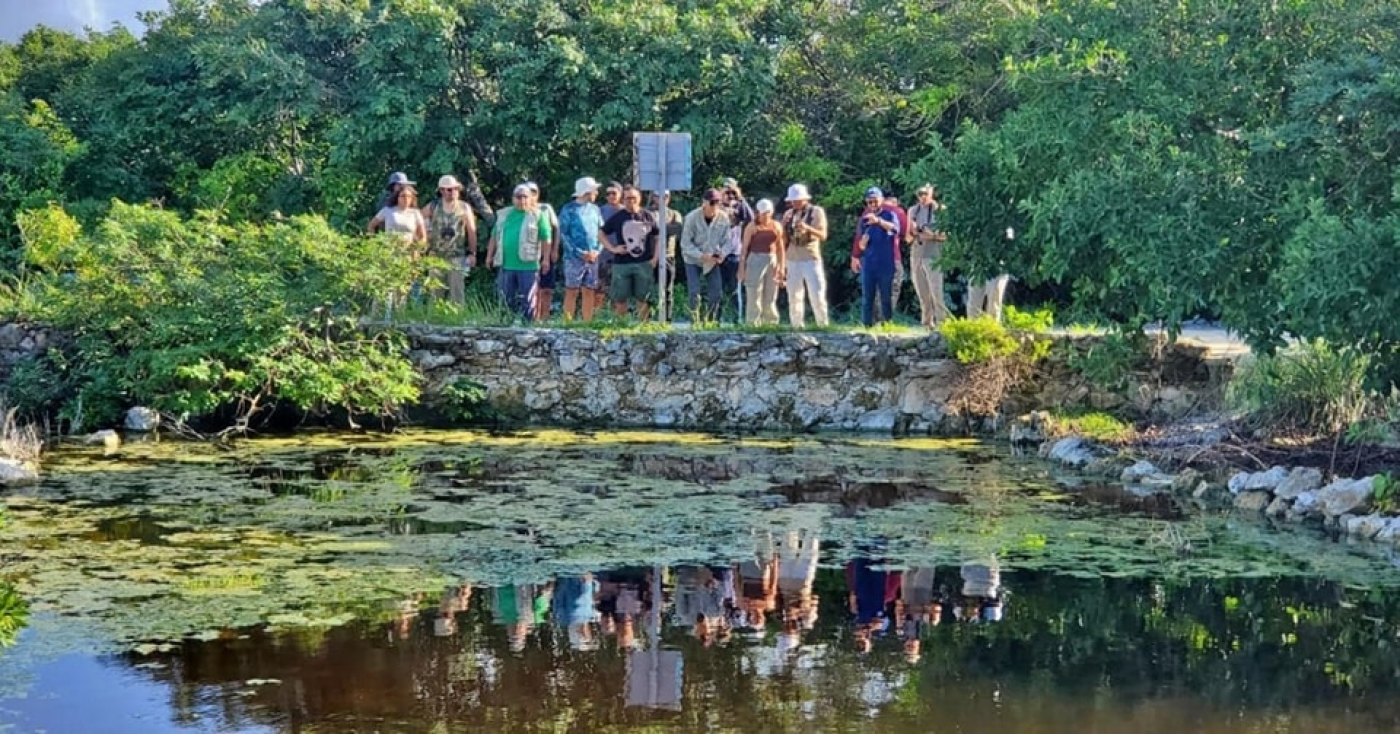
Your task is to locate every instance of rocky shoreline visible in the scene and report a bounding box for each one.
[1038,431,1400,549]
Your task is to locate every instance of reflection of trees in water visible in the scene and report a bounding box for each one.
[109,569,1400,731]
[0,581,28,650]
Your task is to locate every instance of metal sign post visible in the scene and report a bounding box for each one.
[633,132,693,323]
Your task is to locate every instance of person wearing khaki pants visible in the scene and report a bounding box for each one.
[907,184,950,328]
[780,184,830,328]
[741,199,785,326]
[967,275,1010,321]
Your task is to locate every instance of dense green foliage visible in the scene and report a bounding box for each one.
[939,317,1019,365]
[1228,340,1374,435]
[2,0,1399,375]
[6,203,420,430]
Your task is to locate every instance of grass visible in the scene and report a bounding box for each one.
[0,402,42,463]
[388,298,930,337]
[1226,339,1371,436]
[1047,410,1136,443]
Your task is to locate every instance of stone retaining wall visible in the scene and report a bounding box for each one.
[402,326,1229,434]
[0,322,62,374]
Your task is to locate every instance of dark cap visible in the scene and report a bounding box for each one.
[703,188,724,203]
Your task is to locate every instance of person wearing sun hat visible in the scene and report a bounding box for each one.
[486,183,554,320]
[420,175,478,306]
[559,176,606,321]
[378,171,415,209]
[780,183,830,328]
[740,198,785,326]
[522,181,562,321]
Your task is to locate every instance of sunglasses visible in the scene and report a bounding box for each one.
[513,194,529,200]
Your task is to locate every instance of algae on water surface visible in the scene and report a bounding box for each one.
[4,429,1400,658]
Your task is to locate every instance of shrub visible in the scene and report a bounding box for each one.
[438,377,493,424]
[939,316,1019,365]
[1064,332,1143,390]
[1226,339,1371,435]
[1004,304,1055,333]
[940,316,1052,416]
[9,202,423,431]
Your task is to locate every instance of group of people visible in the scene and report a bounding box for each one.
[367,170,1011,327]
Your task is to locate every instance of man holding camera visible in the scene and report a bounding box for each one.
[851,187,902,327]
[421,175,479,306]
[907,184,950,328]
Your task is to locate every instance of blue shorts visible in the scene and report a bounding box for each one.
[564,257,600,289]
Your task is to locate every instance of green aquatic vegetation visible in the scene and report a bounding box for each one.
[7,428,1400,662]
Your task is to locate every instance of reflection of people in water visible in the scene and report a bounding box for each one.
[434,584,474,638]
[955,557,1004,624]
[491,583,551,651]
[899,567,940,662]
[391,592,425,641]
[552,573,601,651]
[598,567,651,650]
[847,558,902,654]
[738,532,779,636]
[776,530,820,654]
[675,565,729,646]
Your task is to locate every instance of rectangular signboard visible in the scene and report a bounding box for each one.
[633,132,693,192]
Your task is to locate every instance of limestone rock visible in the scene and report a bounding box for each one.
[1228,466,1289,494]
[1171,469,1203,494]
[1343,514,1389,541]
[0,458,38,485]
[1043,437,1096,468]
[1120,460,1163,483]
[1233,490,1271,513]
[1375,520,1400,545]
[411,351,456,370]
[84,429,121,451]
[124,407,161,432]
[856,408,897,432]
[1274,467,1324,500]
[1317,476,1374,518]
[1008,411,1051,445]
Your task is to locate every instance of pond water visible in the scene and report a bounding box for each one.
[3,430,1400,733]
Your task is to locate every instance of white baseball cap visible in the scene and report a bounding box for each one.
[436,175,463,190]
[785,184,811,202]
[756,198,774,214]
[573,176,600,198]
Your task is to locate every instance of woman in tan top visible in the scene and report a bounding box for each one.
[740,199,786,326]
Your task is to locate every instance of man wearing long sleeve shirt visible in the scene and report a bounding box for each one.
[680,189,733,323]
[851,187,902,327]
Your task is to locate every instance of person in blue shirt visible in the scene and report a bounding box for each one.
[558,176,607,321]
[851,186,902,327]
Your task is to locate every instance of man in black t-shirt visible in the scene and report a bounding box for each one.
[602,185,660,321]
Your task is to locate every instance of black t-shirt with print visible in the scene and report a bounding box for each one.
[602,209,658,266]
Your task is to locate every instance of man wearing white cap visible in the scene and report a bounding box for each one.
[486,183,554,320]
[420,175,479,306]
[558,176,606,321]
[780,184,830,328]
